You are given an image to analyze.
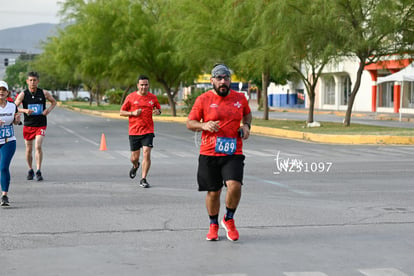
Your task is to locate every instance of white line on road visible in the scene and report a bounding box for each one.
[58,125,99,146]
[115,150,131,158]
[284,272,328,276]
[359,268,409,276]
[245,175,313,196]
[243,149,275,157]
[207,274,248,276]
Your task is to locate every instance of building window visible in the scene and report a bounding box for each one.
[297,89,305,105]
[324,76,335,105]
[408,82,414,108]
[340,75,352,105]
[378,82,394,108]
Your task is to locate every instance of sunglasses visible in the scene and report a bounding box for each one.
[214,75,230,81]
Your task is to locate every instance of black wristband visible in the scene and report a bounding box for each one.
[244,122,251,130]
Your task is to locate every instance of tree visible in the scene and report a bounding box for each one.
[4,59,29,90]
[226,0,290,120]
[257,0,346,123]
[110,0,196,115]
[31,35,80,93]
[336,0,414,126]
[171,0,289,120]
[37,0,119,105]
[44,0,197,113]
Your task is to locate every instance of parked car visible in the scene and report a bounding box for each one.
[57,90,90,101]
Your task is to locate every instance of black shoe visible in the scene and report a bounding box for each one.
[27,169,34,180]
[1,195,9,206]
[35,170,43,181]
[129,162,140,179]
[139,178,150,188]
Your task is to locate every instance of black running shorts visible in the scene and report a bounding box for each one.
[129,133,155,151]
[197,154,245,191]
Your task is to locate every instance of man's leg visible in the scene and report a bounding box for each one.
[129,149,141,179]
[139,146,152,188]
[221,180,242,241]
[206,189,221,217]
[24,139,35,180]
[225,180,242,210]
[130,149,141,169]
[205,189,221,241]
[34,135,45,181]
[141,146,152,179]
[35,135,44,171]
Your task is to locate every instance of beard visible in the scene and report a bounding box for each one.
[213,83,230,97]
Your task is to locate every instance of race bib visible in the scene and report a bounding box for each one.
[0,125,14,139]
[215,137,237,155]
[28,104,43,115]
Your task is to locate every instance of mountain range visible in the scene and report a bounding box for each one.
[0,23,61,54]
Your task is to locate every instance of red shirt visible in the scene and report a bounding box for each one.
[188,89,251,156]
[121,92,161,135]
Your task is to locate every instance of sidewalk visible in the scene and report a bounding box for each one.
[270,107,414,122]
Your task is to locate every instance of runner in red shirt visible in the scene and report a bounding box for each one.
[187,64,252,241]
[120,75,161,188]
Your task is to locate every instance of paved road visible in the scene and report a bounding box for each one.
[1,107,413,275]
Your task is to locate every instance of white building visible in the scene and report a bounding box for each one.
[268,56,414,114]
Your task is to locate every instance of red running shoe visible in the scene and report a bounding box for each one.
[221,216,239,241]
[206,223,219,241]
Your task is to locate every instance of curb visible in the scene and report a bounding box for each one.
[252,126,414,145]
[61,104,414,145]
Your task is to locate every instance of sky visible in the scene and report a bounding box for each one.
[0,0,61,30]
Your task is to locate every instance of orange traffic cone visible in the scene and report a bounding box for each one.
[99,133,107,151]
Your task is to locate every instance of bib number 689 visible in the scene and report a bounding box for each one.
[215,137,236,155]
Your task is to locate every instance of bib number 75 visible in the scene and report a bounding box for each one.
[0,125,14,139]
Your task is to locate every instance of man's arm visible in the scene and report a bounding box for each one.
[120,109,143,117]
[43,90,57,116]
[240,112,252,140]
[242,112,252,130]
[152,96,162,115]
[187,119,219,133]
[119,96,141,117]
[152,108,161,115]
[14,91,23,107]
[14,91,31,115]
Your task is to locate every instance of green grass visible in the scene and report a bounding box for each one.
[62,101,187,116]
[63,101,121,111]
[61,101,414,136]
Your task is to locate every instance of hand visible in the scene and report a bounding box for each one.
[202,120,220,132]
[131,109,142,116]
[240,124,250,140]
[27,109,34,115]
[14,113,21,122]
